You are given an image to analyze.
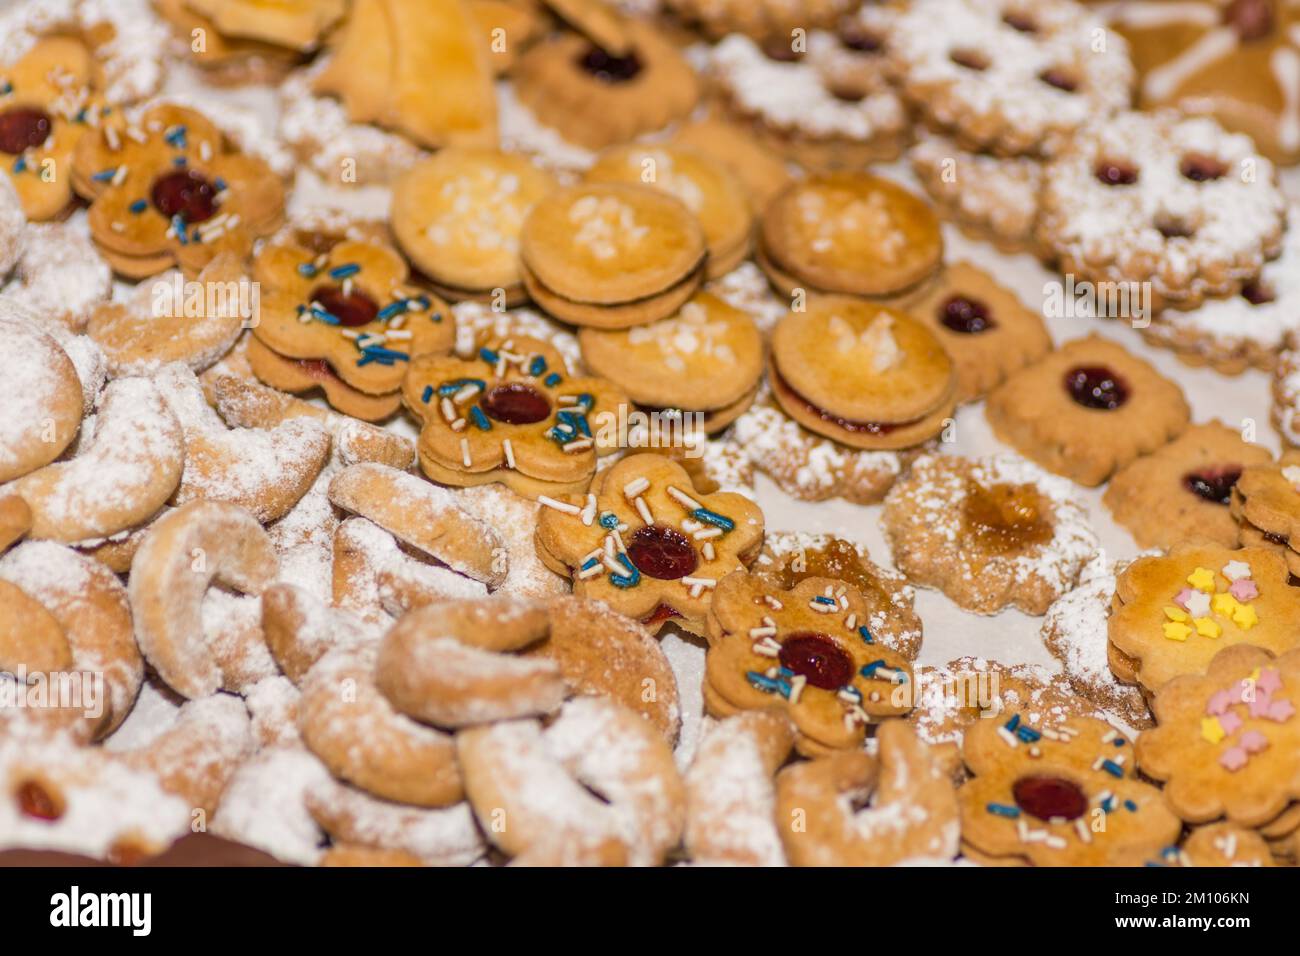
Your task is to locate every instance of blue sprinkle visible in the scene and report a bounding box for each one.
[1101,760,1124,779]
[812,595,837,606]
[1015,725,1042,743]
[213,177,227,191]
[420,385,433,404]
[839,686,862,702]
[163,125,187,148]
[11,156,25,173]
[469,406,491,431]
[986,803,1020,819]
[172,156,187,166]
[428,310,442,323]
[172,215,188,245]
[128,199,147,214]
[92,167,118,182]
[1112,737,1127,747]
[574,414,591,438]
[544,372,561,387]
[691,508,735,532]
[377,300,408,321]
[599,512,620,529]
[297,262,318,278]
[310,306,340,325]
[73,107,87,124]
[746,672,790,698]
[609,556,641,588]
[860,660,888,678]
[1124,799,1138,812]
[858,626,874,644]
[528,356,547,376]
[1102,796,1117,814]
[360,345,409,363]
[0,82,11,95]
[479,347,498,364]
[580,557,600,571]
[190,227,202,243]
[328,263,360,280]
[1004,714,1021,731]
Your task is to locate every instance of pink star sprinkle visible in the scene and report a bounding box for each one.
[1240,730,1269,753]
[1174,588,1195,610]
[1229,578,1258,602]
[1219,747,1248,771]
[1207,690,1235,715]
[1267,699,1295,723]
[1218,711,1243,735]
[1258,669,1283,694]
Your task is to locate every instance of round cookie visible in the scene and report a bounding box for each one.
[0,315,84,483]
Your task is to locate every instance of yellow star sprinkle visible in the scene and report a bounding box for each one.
[1212,593,1240,617]
[1164,606,1189,622]
[1194,617,1221,638]
[1232,603,1258,630]
[1163,621,1192,642]
[1187,567,1217,592]
[1201,717,1225,744]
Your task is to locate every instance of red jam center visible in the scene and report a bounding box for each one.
[296,358,336,381]
[940,295,995,334]
[480,382,551,424]
[150,170,218,223]
[1095,161,1139,186]
[641,604,682,627]
[0,106,52,155]
[15,780,62,821]
[310,284,378,327]
[1183,467,1241,505]
[627,525,698,580]
[1180,154,1228,182]
[1063,365,1129,410]
[577,45,643,82]
[1013,775,1088,822]
[778,633,854,690]
[1225,0,1275,40]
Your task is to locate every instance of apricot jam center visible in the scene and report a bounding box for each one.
[961,481,1053,554]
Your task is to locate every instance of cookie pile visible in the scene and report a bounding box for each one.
[4,0,1300,871]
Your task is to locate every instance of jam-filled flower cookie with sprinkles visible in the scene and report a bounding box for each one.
[704,570,915,757]
[986,334,1191,486]
[957,713,1180,866]
[577,292,764,436]
[534,453,764,636]
[883,454,1098,616]
[1109,544,1300,694]
[71,103,285,278]
[402,335,627,498]
[769,297,957,451]
[1137,644,1300,828]
[250,236,454,420]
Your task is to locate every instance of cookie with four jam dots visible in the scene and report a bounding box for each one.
[1106,0,1300,165]
[759,172,944,299]
[402,335,627,499]
[769,297,956,452]
[899,260,1053,404]
[957,713,1181,867]
[577,292,764,435]
[513,16,700,151]
[250,235,454,412]
[391,149,558,306]
[885,0,1135,159]
[184,0,346,52]
[1109,543,1300,695]
[518,182,707,329]
[534,453,764,637]
[1137,643,1300,828]
[882,453,1099,617]
[583,144,754,280]
[985,334,1192,487]
[704,570,915,758]
[1036,110,1287,311]
[1103,422,1274,551]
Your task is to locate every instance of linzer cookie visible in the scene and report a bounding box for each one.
[760,173,943,299]
[391,149,557,305]
[883,454,1099,616]
[769,298,956,451]
[402,334,627,498]
[1109,544,1300,693]
[578,292,763,435]
[886,0,1134,158]
[1104,422,1272,550]
[900,261,1052,404]
[1231,452,1300,575]
[519,183,706,328]
[985,334,1191,486]
[534,453,764,636]
[1036,110,1286,309]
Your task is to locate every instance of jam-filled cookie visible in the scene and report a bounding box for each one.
[391,149,558,306]
[1231,452,1300,575]
[578,292,763,435]
[402,334,626,498]
[986,334,1191,486]
[759,172,943,299]
[1104,422,1273,550]
[901,261,1052,404]
[519,182,706,328]
[883,454,1098,616]
[664,0,857,43]
[770,297,956,451]
[534,453,764,636]
[1036,110,1286,310]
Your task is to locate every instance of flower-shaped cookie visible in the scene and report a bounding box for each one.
[958,714,1180,866]
[252,236,453,400]
[71,103,285,277]
[403,334,628,498]
[1137,644,1300,828]
[705,571,914,756]
[1109,544,1300,693]
[0,37,104,220]
[534,454,764,634]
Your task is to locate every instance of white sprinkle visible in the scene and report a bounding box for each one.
[681,576,716,588]
[580,493,596,526]
[634,496,653,526]
[538,495,581,515]
[440,397,457,422]
[666,485,703,511]
[623,477,651,499]
[702,542,715,561]
[692,527,722,541]
[788,675,807,705]
[563,438,594,453]
[502,438,516,470]
[460,438,472,467]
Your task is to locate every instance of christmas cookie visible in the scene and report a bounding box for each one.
[776,721,959,866]
[577,292,763,434]
[519,183,706,329]
[705,570,915,756]
[401,334,627,498]
[886,0,1134,158]
[71,103,285,278]
[1273,335,1300,449]
[154,0,303,85]
[391,149,557,305]
[900,261,1053,404]
[1036,110,1286,309]
[664,0,857,43]
[184,0,346,52]
[1104,422,1273,550]
[0,174,23,277]
[584,144,753,279]
[0,317,84,483]
[534,453,763,635]
[759,173,943,298]
[985,334,1192,486]
[1137,643,1300,826]
[0,495,29,555]
[883,454,1098,616]
[1230,453,1300,562]
[770,298,956,451]
[1126,823,1276,868]
[958,713,1180,866]
[1109,544,1300,693]
[670,117,792,214]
